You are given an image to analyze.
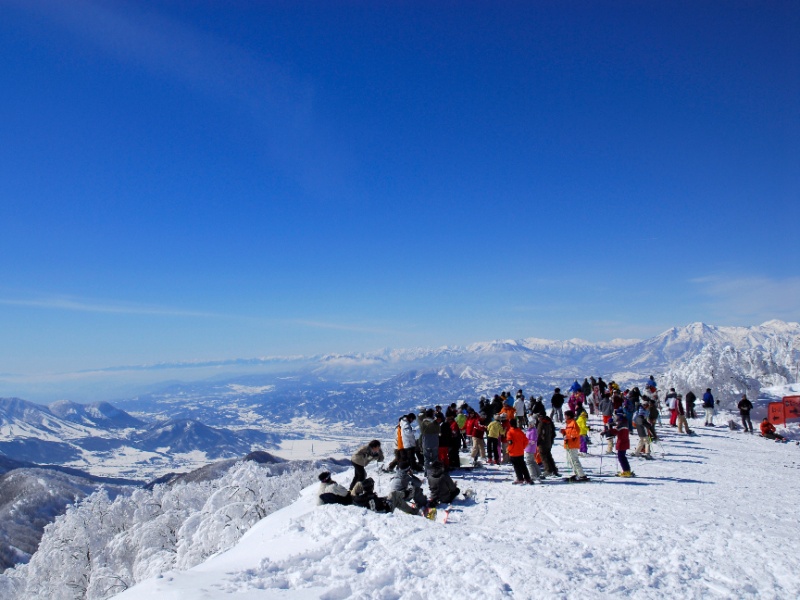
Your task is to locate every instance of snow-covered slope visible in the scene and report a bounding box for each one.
[110,411,800,600]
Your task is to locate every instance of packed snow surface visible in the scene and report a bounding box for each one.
[117,411,800,600]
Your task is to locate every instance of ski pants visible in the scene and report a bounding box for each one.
[565,448,586,478]
[669,408,678,426]
[617,450,631,473]
[388,490,417,515]
[539,445,558,475]
[677,415,691,434]
[741,414,753,433]
[525,453,542,479]
[422,445,438,474]
[550,407,563,423]
[510,455,532,483]
[470,437,486,460]
[635,437,650,455]
[705,406,715,425]
[487,437,500,463]
[579,435,588,453]
[350,462,367,493]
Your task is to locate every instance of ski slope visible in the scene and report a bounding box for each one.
[117,412,800,599]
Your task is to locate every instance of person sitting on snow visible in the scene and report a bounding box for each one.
[388,462,428,514]
[317,472,352,506]
[760,418,785,441]
[351,478,392,513]
[427,460,460,506]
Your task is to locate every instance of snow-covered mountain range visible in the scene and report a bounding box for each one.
[115,320,800,431]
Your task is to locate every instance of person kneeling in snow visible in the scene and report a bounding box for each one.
[427,460,460,506]
[351,478,393,513]
[317,471,352,506]
[388,462,428,515]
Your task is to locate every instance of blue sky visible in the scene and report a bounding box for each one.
[1,0,798,379]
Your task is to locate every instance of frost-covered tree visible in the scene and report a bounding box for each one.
[0,461,325,600]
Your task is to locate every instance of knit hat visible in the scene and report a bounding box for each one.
[318,471,332,483]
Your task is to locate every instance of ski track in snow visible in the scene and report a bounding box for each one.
[116,413,800,600]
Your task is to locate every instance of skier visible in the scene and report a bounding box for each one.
[703,389,717,426]
[605,412,633,477]
[350,440,384,492]
[561,410,588,481]
[507,418,533,484]
[550,388,565,423]
[632,403,652,458]
[738,395,754,433]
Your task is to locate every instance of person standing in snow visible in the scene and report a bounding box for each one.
[486,414,504,465]
[684,390,697,419]
[388,413,417,472]
[524,420,543,481]
[581,378,593,402]
[350,440,384,492]
[703,389,717,426]
[507,418,533,484]
[530,395,546,419]
[514,392,528,429]
[468,410,487,465]
[605,412,633,477]
[665,388,679,427]
[600,392,614,427]
[738,395,754,433]
[577,409,590,455]
[537,413,559,477]
[550,388,565,423]
[561,410,588,481]
[675,394,693,434]
[418,408,440,475]
[632,403,652,458]
[317,472,352,506]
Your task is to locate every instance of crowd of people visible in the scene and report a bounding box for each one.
[317,377,788,515]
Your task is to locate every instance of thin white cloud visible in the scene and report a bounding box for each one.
[0,296,223,318]
[690,275,800,323]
